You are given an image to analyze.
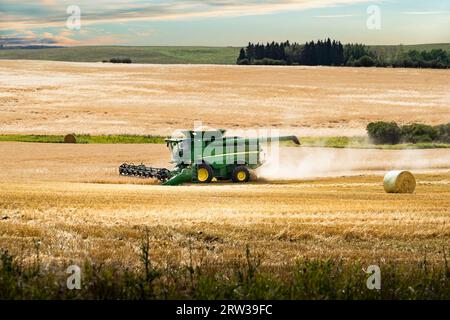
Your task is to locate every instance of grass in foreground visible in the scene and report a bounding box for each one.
[0,241,448,300]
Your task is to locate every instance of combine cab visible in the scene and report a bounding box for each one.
[119,129,300,185]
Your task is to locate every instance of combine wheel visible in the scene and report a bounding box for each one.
[231,166,250,183]
[196,163,214,183]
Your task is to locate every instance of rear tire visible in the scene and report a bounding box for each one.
[196,163,213,183]
[231,165,250,183]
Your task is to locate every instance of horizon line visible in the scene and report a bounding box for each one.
[2,42,450,48]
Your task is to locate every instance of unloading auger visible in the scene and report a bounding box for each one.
[119,129,300,186]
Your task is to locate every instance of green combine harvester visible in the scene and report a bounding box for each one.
[119,129,300,185]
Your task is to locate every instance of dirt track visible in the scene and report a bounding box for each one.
[0,60,449,136]
[1,142,449,183]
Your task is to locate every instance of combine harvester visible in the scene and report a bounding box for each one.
[119,129,300,185]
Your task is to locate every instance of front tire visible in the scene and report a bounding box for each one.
[231,166,250,183]
[196,163,214,183]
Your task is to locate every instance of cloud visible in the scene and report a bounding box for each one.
[0,29,62,46]
[41,30,80,45]
[0,0,373,30]
[0,30,79,47]
[314,14,357,18]
[402,11,449,15]
[0,28,125,47]
[0,36,57,46]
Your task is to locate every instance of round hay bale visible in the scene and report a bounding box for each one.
[383,170,416,194]
[64,134,76,144]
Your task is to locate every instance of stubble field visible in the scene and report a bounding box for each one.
[0,60,449,136]
[0,142,448,269]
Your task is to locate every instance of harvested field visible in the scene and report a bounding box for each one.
[1,173,449,268]
[0,142,448,269]
[0,60,449,298]
[0,60,449,136]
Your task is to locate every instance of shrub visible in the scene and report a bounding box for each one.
[354,55,375,67]
[109,57,132,64]
[237,58,249,65]
[366,121,402,144]
[434,123,450,143]
[253,58,286,65]
[367,121,450,145]
[401,123,439,143]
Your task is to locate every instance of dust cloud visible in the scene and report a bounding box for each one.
[257,147,450,180]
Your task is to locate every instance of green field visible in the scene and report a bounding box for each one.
[0,134,166,144]
[370,43,450,54]
[0,46,241,64]
[369,43,450,64]
[1,134,449,149]
[0,44,448,64]
[299,136,450,149]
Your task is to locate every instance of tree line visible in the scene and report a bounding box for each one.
[237,39,449,69]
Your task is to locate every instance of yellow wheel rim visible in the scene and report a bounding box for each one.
[197,168,209,182]
[237,171,246,181]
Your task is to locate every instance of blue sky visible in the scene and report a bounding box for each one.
[0,0,449,46]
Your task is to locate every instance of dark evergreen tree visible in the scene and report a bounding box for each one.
[245,42,255,62]
[237,48,247,63]
[255,43,265,60]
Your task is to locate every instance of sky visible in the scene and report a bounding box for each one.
[0,0,449,46]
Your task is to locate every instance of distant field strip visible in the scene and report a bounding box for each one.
[0,44,449,64]
[0,134,166,144]
[0,46,241,64]
[1,134,449,149]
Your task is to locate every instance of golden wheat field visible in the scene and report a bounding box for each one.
[0,60,449,136]
[0,141,449,268]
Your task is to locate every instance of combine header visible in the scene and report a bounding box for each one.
[119,129,300,185]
